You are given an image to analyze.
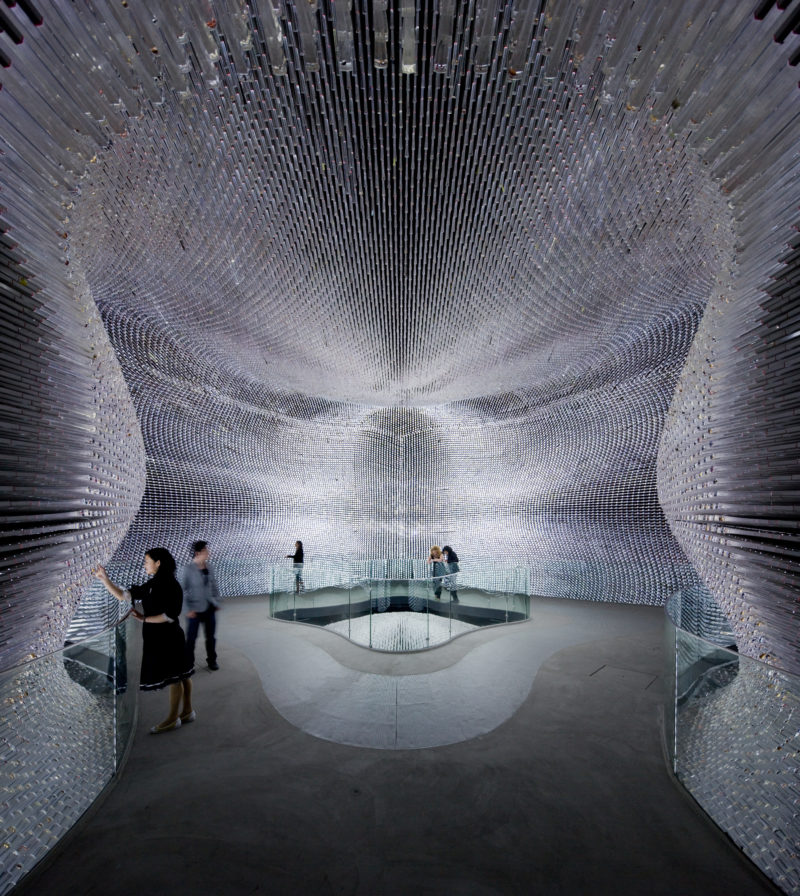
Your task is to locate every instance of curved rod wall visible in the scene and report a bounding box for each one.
[1,3,799,892]
[1,2,799,679]
[0,615,138,895]
[664,590,799,895]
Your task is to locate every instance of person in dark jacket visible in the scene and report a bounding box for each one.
[442,545,460,602]
[180,540,222,671]
[286,540,304,593]
[95,548,194,733]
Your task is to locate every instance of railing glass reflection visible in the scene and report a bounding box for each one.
[268,560,530,651]
[664,593,799,896]
[0,615,137,896]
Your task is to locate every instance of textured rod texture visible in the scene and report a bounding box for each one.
[0,662,113,894]
[0,22,146,672]
[672,623,800,895]
[0,0,798,695]
[69,0,732,618]
[0,624,131,896]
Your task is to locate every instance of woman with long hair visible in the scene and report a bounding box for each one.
[286,539,304,593]
[428,545,447,599]
[95,548,194,733]
[442,545,460,602]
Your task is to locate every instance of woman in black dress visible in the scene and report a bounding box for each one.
[95,548,194,733]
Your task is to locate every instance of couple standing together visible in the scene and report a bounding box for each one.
[94,540,221,734]
[429,545,460,601]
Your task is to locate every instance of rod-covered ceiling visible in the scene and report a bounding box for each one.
[1,1,799,682]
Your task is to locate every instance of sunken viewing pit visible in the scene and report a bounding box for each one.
[270,571,530,651]
[1,1,800,894]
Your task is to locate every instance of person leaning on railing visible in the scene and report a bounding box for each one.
[95,548,195,733]
[442,545,460,602]
[428,545,447,599]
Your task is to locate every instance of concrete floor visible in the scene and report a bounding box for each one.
[23,596,780,895]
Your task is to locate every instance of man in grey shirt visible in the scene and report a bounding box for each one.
[180,540,221,671]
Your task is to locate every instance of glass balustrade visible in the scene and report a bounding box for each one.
[10,570,795,896]
[0,614,137,896]
[664,593,800,896]
[267,559,530,650]
[6,558,526,891]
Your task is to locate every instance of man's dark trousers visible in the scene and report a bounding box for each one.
[186,607,216,667]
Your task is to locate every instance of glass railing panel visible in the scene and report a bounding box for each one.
[0,618,134,896]
[244,559,532,596]
[348,581,369,629]
[503,592,530,622]
[407,575,430,611]
[665,603,800,895]
[68,616,138,767]
[114,616,138,765]
[263,562,531,652]
[315,581,364,646]
[269,591,298,621]
[663,620,678,770]
[270,585,354,626]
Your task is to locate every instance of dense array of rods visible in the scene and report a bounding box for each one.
[0,2,799,892]
[0,2,798,678]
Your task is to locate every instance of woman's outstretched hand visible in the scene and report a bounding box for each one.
[94,565,124,601]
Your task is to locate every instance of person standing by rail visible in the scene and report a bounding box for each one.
[286,539,304,593]
[428,545,447,599]
[442,545,460,602]
[95,548,194,733]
